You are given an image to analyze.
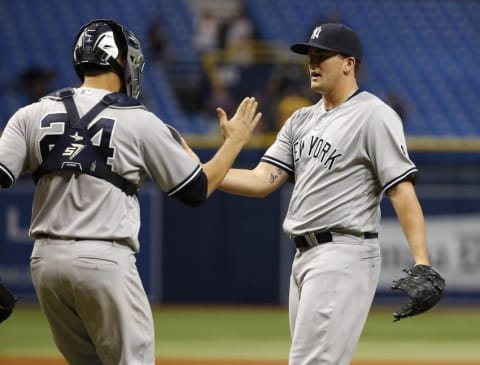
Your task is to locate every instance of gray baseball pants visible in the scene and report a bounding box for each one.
[288,233,381,365]
[30,238,155,365]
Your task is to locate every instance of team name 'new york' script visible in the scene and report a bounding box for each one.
[293,136,342,170]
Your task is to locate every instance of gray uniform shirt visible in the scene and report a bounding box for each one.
[0,87,201,251]
[261,91,417,236]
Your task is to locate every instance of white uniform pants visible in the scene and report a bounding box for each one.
[288,234,381,365]
[30,238,155,365]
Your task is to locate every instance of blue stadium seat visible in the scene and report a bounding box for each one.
[0,0,478,136]
[244,0,480,137]
[0,0,188,130]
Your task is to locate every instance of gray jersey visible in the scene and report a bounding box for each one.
[0,87,201,251]
[262,90,417,236]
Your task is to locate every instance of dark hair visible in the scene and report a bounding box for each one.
[354,61,360,75]
[339,53,361,76]
[80,64,114,77]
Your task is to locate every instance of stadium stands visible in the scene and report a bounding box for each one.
[0,0,478,136]
[244,0,480,136]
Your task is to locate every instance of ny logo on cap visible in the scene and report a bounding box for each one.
[311,26,322,39]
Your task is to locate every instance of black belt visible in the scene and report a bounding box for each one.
[35,234,112,242]
[292,231,378,252]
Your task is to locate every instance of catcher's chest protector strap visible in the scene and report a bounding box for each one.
[32,88,137,196]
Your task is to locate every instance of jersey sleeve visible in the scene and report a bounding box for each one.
[0,108,29,187]
[140,117,202,194]
[260,115,295,175]
[365,105,417,192]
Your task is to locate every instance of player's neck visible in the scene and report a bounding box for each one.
[82,73,122,93]
[323,81,359,111]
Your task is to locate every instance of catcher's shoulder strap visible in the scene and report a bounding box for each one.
[42,87,144,108]
[32,88,138,196]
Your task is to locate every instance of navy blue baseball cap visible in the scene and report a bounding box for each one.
[291,23,363,63]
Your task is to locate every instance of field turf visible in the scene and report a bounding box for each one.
[0,305,479,363]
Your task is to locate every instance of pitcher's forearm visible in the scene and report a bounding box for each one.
[389,182,430,266]
[202,139,244,197]
[399,201,429,265]
[220,163,288,198]
[219,169,263,197]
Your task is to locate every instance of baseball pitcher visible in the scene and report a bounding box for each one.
[218,23,445,365]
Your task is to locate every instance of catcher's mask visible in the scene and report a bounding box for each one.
[73,19,145,99]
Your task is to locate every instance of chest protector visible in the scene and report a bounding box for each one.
[32,88,138,195]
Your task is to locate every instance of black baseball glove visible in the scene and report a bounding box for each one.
[391,264,445,322]
[0,276,17,323]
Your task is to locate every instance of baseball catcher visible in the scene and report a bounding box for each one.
[391,264,445,321]
[0,276,17,323]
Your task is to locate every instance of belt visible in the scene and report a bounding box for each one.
[35,234,112,242]
[292,231,378,252]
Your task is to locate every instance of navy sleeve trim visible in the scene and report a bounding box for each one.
[171,171,208,207]
[167,165,203,196]
[382,167,418,192]
[0,162,15,188]
[260,155,294,174]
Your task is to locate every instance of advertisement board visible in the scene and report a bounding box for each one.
[0,180,162,301]
[378,214,480,290]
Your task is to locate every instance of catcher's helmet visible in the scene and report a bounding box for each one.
[73,19,145,99]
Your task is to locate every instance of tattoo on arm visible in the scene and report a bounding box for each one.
[269,168,284,184]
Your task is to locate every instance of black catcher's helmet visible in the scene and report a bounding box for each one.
[73,19,145,99]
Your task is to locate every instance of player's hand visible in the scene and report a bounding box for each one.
[216,97,262,146]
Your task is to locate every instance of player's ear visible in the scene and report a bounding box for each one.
[342,57,355,75]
